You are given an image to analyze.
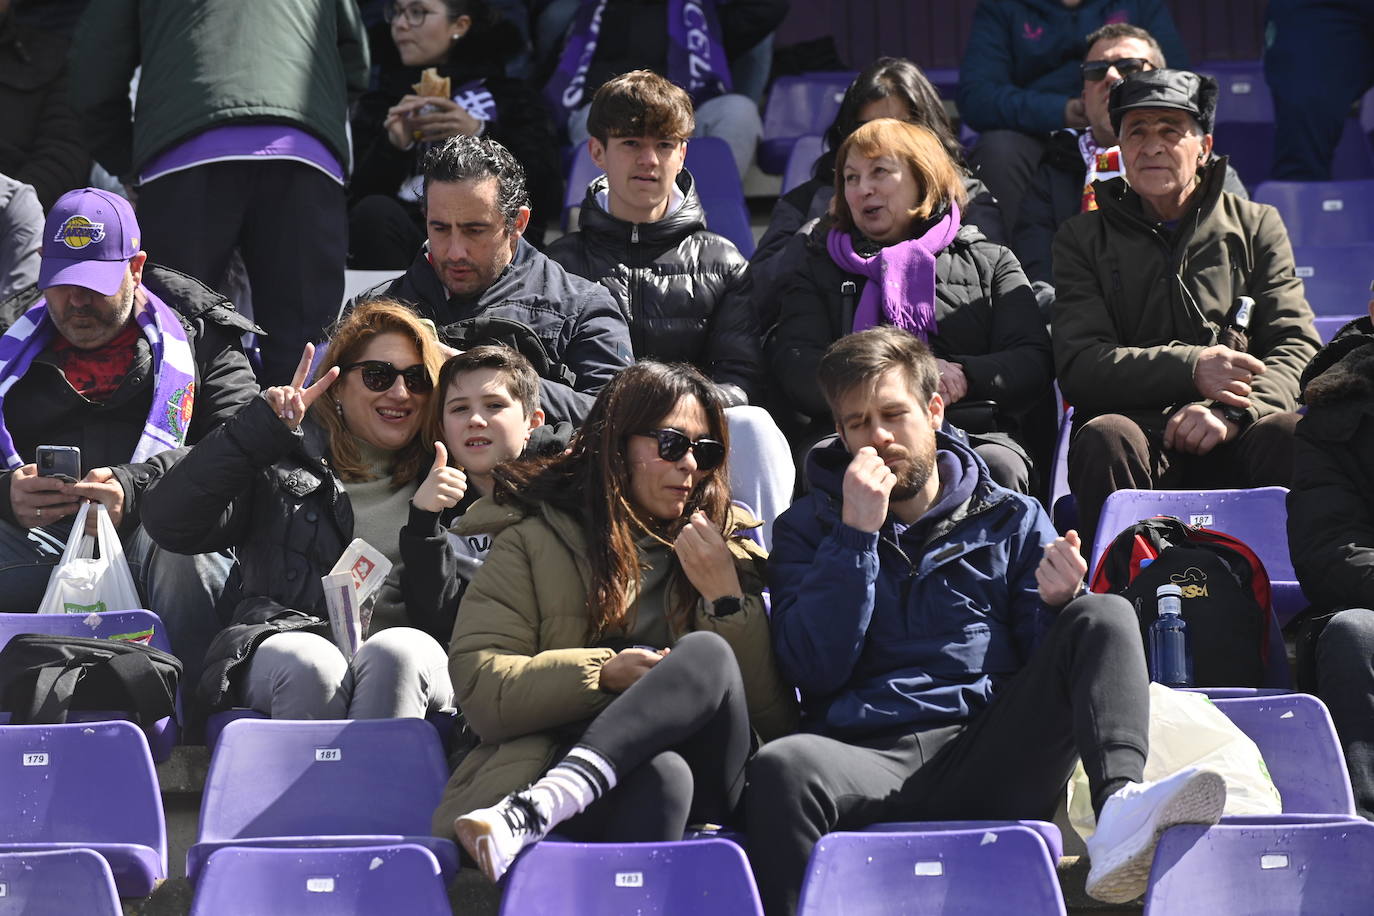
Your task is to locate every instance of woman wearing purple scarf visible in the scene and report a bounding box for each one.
[766,119,1053,493]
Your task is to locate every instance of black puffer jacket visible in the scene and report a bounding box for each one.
[1287,315,1374,613]
[0,264,260,535]
[768,219,1053,433]
[545,171,760,403]
[752,172,1006,335]
[142,396,451,712]
[363,239,633,425]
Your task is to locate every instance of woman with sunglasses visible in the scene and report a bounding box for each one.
[348,0,561,265]
[435,361,797,883]
[142,299,457,721]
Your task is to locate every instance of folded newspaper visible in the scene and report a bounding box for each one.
[321,539,392,659]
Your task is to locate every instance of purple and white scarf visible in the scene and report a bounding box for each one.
[0,289,197,469]
[825,203,962,341]
[543,0,732,127]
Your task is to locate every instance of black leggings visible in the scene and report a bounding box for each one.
[559,630,753,843]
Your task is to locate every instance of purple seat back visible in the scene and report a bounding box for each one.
[1211,694,1356,816]
[1290,244,1374,316]
[797,827,1066,916]
[781,134,825,194]
[860,819,1063,861]
[1088,486,1303,631]
[0,849,121,916]
[1215,117,1374,188]
[1313,313,1362,343]
[1142,821,1374,914]
[759,72,855,173]
[0,609,171,653]
[0,721,166,896]
[189,844,450,916]
[1197,64,1272,123]
[1253,179,1374,247]
[501,838,763,916]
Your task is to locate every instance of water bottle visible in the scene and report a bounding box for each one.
[1149,584,1192,687]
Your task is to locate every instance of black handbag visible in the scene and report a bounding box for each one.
[0,634,181,726]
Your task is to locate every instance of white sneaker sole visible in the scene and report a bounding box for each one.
[455,815,508,883]
[1085,770,1226,904]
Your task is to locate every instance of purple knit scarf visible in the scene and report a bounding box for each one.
[825,202,962,341]
[543,0,732,127]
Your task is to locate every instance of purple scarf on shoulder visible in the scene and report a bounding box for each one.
[825,203,961,341]
[543,0,732,127]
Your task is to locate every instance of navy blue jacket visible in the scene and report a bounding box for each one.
[957,0,1187,134]
[769,433,1057,738]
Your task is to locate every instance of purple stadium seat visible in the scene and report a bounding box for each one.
[189,844,450,916]
[1142,821,1374,915]
[203,707,460,755]
[1197,63,1272,123]
[759,72,855,174]
[0,849,122,916]
[861,819,1063,861]
[1214,118,1374,189]
[0,609,179,761]
[1088,487,1304,634]
[186,718,458,883]
[1177,687,1291,700]
[500,838,764,916]
[781,134,825,194]
[1313,313,1363,343]
[561,136,755,256]
[1211,694,1356,817]
[797,826,1067,916]
[1291,244,1374,316]
[0,721,166,896]
[1253,179,1374,247]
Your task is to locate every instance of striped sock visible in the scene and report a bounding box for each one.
[526,746,619,829]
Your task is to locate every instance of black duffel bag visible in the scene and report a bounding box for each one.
[0,634,180,726]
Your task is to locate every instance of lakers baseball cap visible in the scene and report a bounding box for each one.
[37,187,141,296]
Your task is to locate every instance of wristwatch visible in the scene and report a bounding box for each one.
[1219,404,1252,429]
[710,595,744,618]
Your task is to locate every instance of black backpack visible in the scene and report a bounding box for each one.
[1089,516,1277,687]
[0,634,181,726]
[440,315,577,388]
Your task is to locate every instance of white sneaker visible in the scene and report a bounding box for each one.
[1085,767,1226,904]
[454,790,548,883]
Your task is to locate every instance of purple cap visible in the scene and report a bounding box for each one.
[37,188,142,296]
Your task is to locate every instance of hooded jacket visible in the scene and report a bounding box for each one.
[431,496,797,833]
[367,238,633,425]
[767,220,1053,432]
[1051,158,1321,429]
[956,0,1188,134]
[1287,316,1374,613]
[545,171,760,403]
[769,433,1056,738]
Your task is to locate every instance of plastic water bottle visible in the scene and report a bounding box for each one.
[1149,584,1192,687]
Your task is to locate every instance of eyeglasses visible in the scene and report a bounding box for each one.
[1081,57,1153,82]
[635,428,726,472]
[341,360,433,394]
[383,2,438,27]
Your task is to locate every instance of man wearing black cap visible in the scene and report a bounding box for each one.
[1050,69,1321,553]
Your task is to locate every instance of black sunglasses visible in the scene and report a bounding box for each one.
[636,428,726,472]
[1081,57,1152,82]
[341,360,433,394]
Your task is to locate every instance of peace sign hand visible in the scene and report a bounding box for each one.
[262,342,341,430]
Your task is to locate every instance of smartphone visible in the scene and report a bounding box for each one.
[35,445,81,483]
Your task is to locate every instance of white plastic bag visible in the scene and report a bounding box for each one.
[1067,683,1282,841]
[36,502,142,615]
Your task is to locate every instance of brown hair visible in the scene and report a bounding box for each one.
[817,326,940,416]
[310,299,445,487]
[1084,22,1167,68]
[831,119,967,235]
[492,362,731,640]
[425,345,541,452]
[586,70,696,144]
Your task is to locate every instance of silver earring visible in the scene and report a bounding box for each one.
[334,398,343,417]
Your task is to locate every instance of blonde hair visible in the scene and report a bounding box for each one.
[831,119,967,234]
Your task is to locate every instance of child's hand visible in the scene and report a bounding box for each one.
[412,442,468,512]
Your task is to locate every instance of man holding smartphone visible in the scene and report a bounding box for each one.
[0,187,258,684]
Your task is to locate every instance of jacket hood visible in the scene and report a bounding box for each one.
[1301,316,1374,407]
[577,170,707,247]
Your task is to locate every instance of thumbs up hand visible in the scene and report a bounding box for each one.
[412,441,468,513]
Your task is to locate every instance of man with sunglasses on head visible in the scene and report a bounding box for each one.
[357,134,631,427]
[752,326,1226,915]
[1014,23,1248,309]
[1051,69,1321,554]
[0,187,259,687]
